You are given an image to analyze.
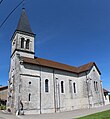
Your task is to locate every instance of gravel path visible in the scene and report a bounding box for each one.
[0,111,19,119]
[18,104,110,119]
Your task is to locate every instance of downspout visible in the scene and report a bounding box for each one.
[85,71,90,109]
[58,79,60,111]
[53,69,56,113]
[100,80,105,105]
[35,58,42,114]
[36,59,42,114]
[39,65,42,114]
[56,78,60,111]
[58,82,60,111]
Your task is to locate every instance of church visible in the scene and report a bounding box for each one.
[7,8,104,114]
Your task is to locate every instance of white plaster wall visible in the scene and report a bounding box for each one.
[86,66,104,107]
[16,51,34,59]
[21,63,40,77]
[20,64,89,113]
[8,59,104,114]
[11,33,35,58]
[54,70,83,111]
[104,95,110,105]
[40,67,55,113]
[21,75,40,114]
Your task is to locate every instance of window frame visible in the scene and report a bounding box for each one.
[61,81,64,93]
[26,39,30,49]
[96,81,98,91]
[28,93,31,101]
[21,37,25,49]
[45,79,49,93]
[73,82,76,94]
[94,81,96,91]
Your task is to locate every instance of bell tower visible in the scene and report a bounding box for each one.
[11,8,35,59]
[7,8,35,113]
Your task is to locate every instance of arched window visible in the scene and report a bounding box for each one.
[69,80,72,93]
[73,82,76,93]
[26,39,30,49]
[21,38,25,48]
[29,93,31,101]
[94,81,96,91]
[61,81,64,93]
[45,79,49,92]
[96,82,98,91]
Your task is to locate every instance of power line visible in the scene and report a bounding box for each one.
[0,0,4,5]
[0,0,24,29]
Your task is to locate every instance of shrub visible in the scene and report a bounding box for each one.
[0,105,6,110]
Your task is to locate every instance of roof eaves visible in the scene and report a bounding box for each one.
[21,57,101,75]
[0,86,8,91]
[103,88,110,93]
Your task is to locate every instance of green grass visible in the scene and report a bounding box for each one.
[77,110,110,119]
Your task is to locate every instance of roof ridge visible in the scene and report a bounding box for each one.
[33,58,95,69]
[35,57,77,68]
[78,62,95,68]
[22,56,100,74]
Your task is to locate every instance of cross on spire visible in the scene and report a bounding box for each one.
[22,0,25,8]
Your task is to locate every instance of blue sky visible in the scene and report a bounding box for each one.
[0,0,110,90]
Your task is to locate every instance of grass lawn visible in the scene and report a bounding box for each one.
[77,110,110,119]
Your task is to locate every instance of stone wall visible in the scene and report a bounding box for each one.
[13,63,104,114]
[7,55,104,114]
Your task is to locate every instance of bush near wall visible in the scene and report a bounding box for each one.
[0,98,6,110]
[0,98,7,106]
[0,104,6,110]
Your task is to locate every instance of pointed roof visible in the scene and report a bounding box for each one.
[78,62,101,74]
[16,8,34,35]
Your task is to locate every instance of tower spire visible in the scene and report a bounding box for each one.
[16,8,34,35]
[11,8,35,58]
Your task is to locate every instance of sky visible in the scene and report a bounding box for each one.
[0,0,110,90]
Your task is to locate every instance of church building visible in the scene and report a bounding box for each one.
[7,8,104,114]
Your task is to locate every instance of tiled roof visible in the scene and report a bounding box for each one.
[78,62,101,74]
[103,88,110,93]
[21,57,101,74]
[0,86,8,91]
